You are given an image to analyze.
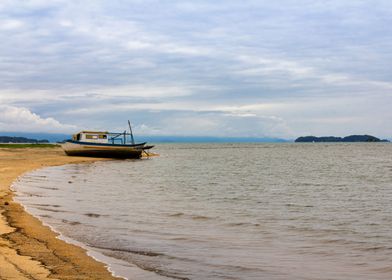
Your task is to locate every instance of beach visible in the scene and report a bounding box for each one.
[0,147,119,279]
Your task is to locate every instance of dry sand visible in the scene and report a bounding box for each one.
[0,147,121,279]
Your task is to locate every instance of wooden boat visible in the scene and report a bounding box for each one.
[62,122,153,159]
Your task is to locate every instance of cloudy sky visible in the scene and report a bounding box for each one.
[0,0,391,138]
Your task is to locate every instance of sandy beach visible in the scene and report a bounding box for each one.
[0,147,120,279]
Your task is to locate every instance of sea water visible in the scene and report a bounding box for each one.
[12,143,392,280]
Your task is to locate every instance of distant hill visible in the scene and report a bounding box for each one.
[0,132,70,143]
[295,135,390,143]
[0,136,49,143]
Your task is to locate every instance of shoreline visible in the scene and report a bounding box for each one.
[0,147,121,279]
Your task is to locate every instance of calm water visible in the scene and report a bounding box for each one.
[13,143,392,280]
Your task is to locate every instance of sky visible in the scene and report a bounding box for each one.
[0,0,391,139]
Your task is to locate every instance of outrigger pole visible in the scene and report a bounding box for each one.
[128,120,135,145]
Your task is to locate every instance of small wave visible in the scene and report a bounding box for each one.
[142,267,189,280]
[225,264,266,273]
[169,212,184,217]
[127,260,190,280]
[373,266,392,273]
[85,213,101,218]
[38,186,59,190]
[32,203,61,208]
[94,245,164,257]
[225,222,261,227]
[360,246,390,252]
[191,215,212,220]
[39,214,52,218]
[285,203,314,208]
[320,238,344,244]
[62,219,81,226]
[22,193,44,197]
[36,207,67,213]
[169,237,188,241]
[168,213,213,220]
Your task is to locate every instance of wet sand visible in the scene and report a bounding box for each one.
[0,147,121,279]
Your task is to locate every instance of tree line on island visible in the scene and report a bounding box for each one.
[295,135,390,143]
[0,136,49,143]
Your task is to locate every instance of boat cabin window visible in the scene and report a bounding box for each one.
[84,134,107,139]
[81,132,109,143]
[76,134,81,141]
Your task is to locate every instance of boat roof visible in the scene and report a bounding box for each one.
[78,131,109,134]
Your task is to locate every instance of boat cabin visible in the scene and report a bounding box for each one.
[72,131,109,144]
[72,130,135,145]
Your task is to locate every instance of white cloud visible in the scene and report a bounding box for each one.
[0,19,24,30]
[235,54,392,95]
[0,105,76,133]
[93,85,193,98]
[236,55,315,78]
[150,113,293,138]
[0,83,192,106]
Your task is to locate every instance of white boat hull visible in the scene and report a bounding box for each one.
[61,141,144,159]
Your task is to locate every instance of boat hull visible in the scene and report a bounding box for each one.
[61,141,145,159]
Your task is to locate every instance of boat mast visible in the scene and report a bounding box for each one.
[128,120,135,145]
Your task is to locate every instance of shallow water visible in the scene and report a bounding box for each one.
[13,143,392,279]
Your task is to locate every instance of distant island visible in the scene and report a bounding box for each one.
[295,135,390,143]
[0,136,49,143]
